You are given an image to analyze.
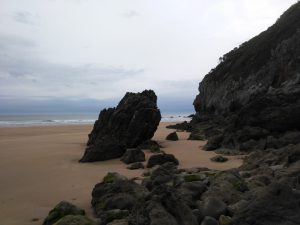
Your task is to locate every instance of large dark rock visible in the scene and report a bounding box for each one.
[91,175,148,218]
[43,201,85,225]
[192,2,300,150]
[51,215,96,225]
[128,185,198,225]
[166,132,179,141]
[121,148,145,164]
[200,216,219,225]
[198,197,228,220]
[144,162,178,190]
[233,182,300,225]
[201,170,248,205]
[210,155,228,163]
[80,136,126,162]
[146,153,179,168]
[80,90,161,162]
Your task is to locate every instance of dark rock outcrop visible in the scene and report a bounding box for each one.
[200,216,219,225]
[210,155,228,163]
[198,197,228,220]
[80,90,161,162]
[138,140,161,152]
[51,215,96,225]
[144,162,178,189]
[128,185,198,225]
[192,2,300,151]
[43,201,86,225]
[166,132,179,141]
[121,148,145,164]
[91,174,148,218]
[146,153,179,168]
[232,182,300,225]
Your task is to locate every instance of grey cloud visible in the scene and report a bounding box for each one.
[13,11,38,25]
[122,10,140,18]
[2,58,144,81]
[0,34,144,80]
[0,34,37,49]
[0,33,144,98]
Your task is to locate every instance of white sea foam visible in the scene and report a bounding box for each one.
[0,112,193,127]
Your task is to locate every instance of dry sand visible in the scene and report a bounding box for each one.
[0,122,243,225]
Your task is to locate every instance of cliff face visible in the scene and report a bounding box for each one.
[192,2,300,150]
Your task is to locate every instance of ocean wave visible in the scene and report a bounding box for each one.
[0,113,193,127]
[0,119,95,127]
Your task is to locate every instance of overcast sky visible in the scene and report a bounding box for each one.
[0,0,297,113]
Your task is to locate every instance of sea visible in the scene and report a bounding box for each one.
[0,112,193,127]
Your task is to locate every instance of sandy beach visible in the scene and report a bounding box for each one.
[0,122,243,225]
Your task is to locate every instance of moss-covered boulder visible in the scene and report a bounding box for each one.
[43,201,85,225]
[102,172,127,184]
[53,215,96,225]
[100,209,129,224]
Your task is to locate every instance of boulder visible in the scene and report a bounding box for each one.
[233,182,300,225]
[179,181,207,200]
[179,181,207,208]
[43,201,85,225]
[91,178,148,217]
[199,197,227,219]
[204,135,223,151]
[219,215,232,225]
[210,155,228,163]
[166,132,179,141]
[99,209,129,225]
[147,153,179,168]
[201,170,248,205]
[102,172,128,184]
[201,216,219,225]
[121,148,145,164]
[138,140,161,150]
[146,162,177,189]
[52,215,96,225]
[129,185,198,225]
[80,90,161,162]
[166,121,192,132]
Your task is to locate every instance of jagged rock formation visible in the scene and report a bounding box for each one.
[192,2,300,151]
[80,90,161,162]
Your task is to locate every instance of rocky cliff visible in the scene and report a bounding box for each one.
[192,2,300,151]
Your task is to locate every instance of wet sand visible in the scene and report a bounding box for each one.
[0,123,243,225]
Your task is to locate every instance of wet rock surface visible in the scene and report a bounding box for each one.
[43,201,86,225]
[80,90,161,162]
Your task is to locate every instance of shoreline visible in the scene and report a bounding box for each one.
[0,122,243,225]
